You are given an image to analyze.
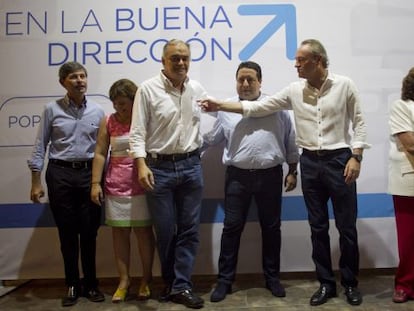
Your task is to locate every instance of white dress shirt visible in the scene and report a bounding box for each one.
[129,71,207,158]
[241,72,370,151]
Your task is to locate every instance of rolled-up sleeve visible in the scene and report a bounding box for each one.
[129,88,148,159]
[27,106,51,171]
[348,81,371,149]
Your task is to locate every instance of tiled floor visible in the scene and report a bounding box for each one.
[1,269,414,310]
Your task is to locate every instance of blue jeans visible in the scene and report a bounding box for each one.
[145,154,203,294]
[300,148,359,288]
[217,165,283,285]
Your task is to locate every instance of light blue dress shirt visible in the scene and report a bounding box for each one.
[28,95,105,171]
[203,94,299,170]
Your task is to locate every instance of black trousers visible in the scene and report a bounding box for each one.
[300,149,359,289]
[217,165,283,285]
[46,162,101,289]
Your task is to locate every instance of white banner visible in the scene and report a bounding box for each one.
[1,0,412,279]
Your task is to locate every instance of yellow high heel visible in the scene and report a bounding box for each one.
[137,284,151,301]
[112,287,129,303]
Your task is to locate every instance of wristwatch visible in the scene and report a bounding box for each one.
[288,169,298,176]
[351,154,363,163]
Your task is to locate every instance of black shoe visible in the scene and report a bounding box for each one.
[159,285,171,302]
[83,287,105,302]
[61,286,79,307]
[266,281,286,297]
[210,282,232,302]
[344,286,362,305]
[310,285,337,306]
[171,289,204,309]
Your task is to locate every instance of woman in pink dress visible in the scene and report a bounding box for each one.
[91,79,155,302]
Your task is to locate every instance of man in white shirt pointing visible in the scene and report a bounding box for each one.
[199,39,370,307]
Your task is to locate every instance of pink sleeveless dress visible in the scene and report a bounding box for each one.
[104,114,151,227]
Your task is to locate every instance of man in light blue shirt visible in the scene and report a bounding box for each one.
[28,62,105,307]
[203,61,299,302]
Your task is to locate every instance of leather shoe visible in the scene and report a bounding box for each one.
[393,289,408,303]
[266,280,286,297]
[83,287,105,302]
[171,289,204,309]
[158,284,171,302]
[344,286,362,305]
[310,285,337,306]
[61,286,79,307]
[210,282,232,302]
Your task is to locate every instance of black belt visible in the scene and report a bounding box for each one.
[49,159,93,169]
[149,149,200,162]
[302,148,349,157]
[228,165,281,173]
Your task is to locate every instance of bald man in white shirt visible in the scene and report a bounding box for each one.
[129,39,206,309]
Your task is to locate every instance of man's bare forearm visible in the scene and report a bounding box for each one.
[199,99,243,113]
[219,101,243,113]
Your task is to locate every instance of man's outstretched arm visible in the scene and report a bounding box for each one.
[198,98,243,113]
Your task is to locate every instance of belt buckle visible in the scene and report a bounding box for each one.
[72,161,83,169]
[316,150,324,156]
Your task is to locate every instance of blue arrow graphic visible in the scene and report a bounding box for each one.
[238,4,297,60]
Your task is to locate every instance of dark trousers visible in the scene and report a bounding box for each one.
[46,163,101,289]
[217,165,283,285]
[300,149,359,289]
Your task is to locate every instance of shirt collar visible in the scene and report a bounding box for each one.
[325,70,334,82]
[62,94,87,108]
[305,70,333,90]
